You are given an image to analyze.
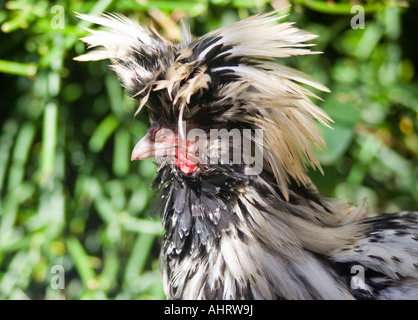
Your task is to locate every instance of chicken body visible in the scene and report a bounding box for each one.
[75,12,418,299]
[156,167,418,299]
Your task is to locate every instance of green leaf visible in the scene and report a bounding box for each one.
[89,114,120,153]
[98,248,119,292]
[67,237,96,289]
[113,128,130,177]
[123,233,156,288]
[121,215,164,235]
[0,120,18,193]
[318,124,353,165]
[317,87,360,165]
[298,0,393,15]
[7,122,36,191]
[40,101,58,182]
[0,59,37,76]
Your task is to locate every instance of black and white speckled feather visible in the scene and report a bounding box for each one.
[76,11,418,300]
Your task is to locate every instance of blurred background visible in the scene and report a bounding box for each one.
[0,0,417,300]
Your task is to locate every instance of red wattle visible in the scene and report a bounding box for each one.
[175,147,197,174]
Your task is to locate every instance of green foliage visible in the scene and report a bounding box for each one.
[0,0,417,300]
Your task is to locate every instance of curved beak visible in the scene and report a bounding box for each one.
[131,134,157,161]
[131,125,177,161]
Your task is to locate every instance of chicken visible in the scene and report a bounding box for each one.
[75,11,418,300]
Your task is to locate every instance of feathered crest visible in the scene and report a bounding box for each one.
[75,11,332,200]
[74,12,175,114]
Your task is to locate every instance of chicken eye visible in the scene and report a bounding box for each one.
[147,117,163,140]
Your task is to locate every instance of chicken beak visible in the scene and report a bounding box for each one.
[131,134,157,161]
[131,124,177,161]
